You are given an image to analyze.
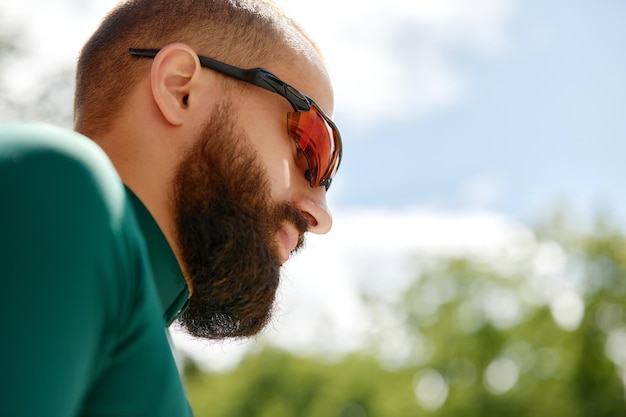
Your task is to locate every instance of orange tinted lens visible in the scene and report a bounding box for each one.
[287,110,337,188]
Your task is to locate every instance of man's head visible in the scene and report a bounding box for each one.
[75,0,320,137]
[74,0,341,338]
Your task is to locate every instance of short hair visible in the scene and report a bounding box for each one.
[74,0,319,138]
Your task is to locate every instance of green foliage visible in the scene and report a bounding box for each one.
[184,349,422,417]
[184,216,626,416]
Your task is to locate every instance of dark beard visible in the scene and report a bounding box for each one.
[173,103,309,339]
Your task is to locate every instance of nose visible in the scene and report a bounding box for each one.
[296,186,333,234]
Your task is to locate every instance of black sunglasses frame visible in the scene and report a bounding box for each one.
[128,48,342,190]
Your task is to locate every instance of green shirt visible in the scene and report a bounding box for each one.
[0,122,193,416]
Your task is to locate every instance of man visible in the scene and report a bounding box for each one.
[0,0,342,415]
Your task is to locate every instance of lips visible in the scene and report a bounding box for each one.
[276,224,301,264]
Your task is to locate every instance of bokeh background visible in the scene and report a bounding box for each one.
[2,0,626,416]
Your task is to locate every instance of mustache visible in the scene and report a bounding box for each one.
[274,202,310,254]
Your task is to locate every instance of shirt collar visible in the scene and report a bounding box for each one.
[125,187,190,326]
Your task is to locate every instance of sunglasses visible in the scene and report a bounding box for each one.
[129,48,342,190]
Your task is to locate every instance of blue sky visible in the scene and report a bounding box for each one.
[2,0,624,366]
[320,0,626,227]
[2,0,623,226]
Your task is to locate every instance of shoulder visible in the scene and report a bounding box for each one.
[0,121,143,305]
[0,123,190,415]
[0,121,123,212]
[0,121,110,166]
[0,121,132,244]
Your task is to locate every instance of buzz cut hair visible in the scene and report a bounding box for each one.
[74,0,320,139]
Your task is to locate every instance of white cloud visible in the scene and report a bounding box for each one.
[172,207,533,371]
[276,0,520,132]
[3,0,519,131]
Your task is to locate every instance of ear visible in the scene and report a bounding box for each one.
[150,43,203,126]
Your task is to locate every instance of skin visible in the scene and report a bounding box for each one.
[97,42,335,293]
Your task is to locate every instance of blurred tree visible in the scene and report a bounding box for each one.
[183,348,422,417]
[360,212,626,416]
[183,215,626,417]
[0,17,24,118]
[0,13,74,127]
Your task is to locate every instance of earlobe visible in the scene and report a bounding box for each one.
[150,43,202,126]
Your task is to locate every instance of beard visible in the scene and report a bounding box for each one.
[173,102,309,340]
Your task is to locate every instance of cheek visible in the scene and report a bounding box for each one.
[278,158,293,191]
[262,151,293,199]
[246,124,296,198]
[235,93,299,199]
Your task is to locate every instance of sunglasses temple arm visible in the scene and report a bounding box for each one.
[129,49,272,90]
[197,55,283,96]
[129,48,160,58]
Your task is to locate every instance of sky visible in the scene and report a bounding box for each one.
[1,0,624,369]
[2,0,624,222]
